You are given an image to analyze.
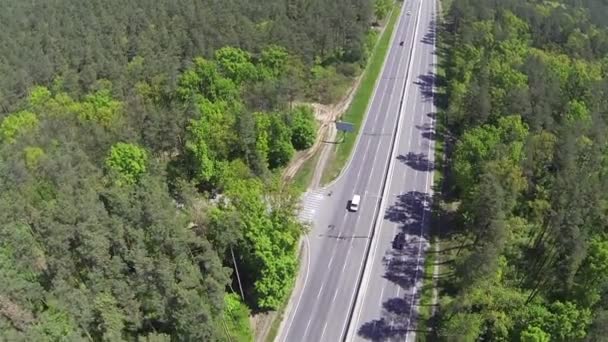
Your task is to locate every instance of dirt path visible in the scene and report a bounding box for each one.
[282,74,362,189]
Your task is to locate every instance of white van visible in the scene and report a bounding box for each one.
[350,194,361,212]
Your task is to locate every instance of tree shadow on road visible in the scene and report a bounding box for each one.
[396,152,435,172]
[421,19,436,46]
[357,293,424,341]
[357,191,431,340]
[414,73,436,103]
[416,121,437,141]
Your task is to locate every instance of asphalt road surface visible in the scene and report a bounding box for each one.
[349,0,437,340]
[277,0,436,341]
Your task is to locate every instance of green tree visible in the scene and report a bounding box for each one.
[92,293,126,341]
[258,45,289,80]
[268,125,295,169]
[105,142,148,185]
[215,47,257,84]
[289,106,317,150]
[0,111,38,143]
[520,326,550,342]
[223,178,301,310]
[374,0,393,21]
[177,57,239,103]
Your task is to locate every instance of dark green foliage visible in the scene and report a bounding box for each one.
[0,0,379,339]
[289,106,318,150]
[438,0,608,340]
[0,0,375,112]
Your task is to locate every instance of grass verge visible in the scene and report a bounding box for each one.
[221,293,254,342]
[266,4,403,341]
[320,2,403,185]
[291,150,321,194]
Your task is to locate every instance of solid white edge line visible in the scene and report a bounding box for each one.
[344,0,424,340]
[405,0,437,339]
[279,235,311,342]
[323,0,408,190]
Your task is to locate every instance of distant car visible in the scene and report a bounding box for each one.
[399,41,404,46]
[407,11,411,15]
[393,232,406,250]
[349,194,361,212]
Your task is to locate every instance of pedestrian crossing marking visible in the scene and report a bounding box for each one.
[298,189,326,223]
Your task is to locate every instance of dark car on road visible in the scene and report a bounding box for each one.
[393,232,406,250]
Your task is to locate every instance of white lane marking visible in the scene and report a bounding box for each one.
[341,19,417,340]
[321,322,329,341]
[303,2,417,340]
[405,0,437,339]
[315,4,416,338]
[341,238,354,274]
[346,0,424,340]
[379,43,422,306]
[332,288,340,304]
[280,235,311,342]
[317,283,325,300]
[323,0,413,189]
[328,254,335,270]
[284,2,421,341]
[304,319,313,340]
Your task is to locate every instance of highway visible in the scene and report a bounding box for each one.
[348,0,437,339]
[276,0,436,341]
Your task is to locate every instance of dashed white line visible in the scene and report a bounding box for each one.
[328,254,335,270]
[321,322,329,341]
[332,288,340,304]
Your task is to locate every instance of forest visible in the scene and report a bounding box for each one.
[0,0,392,340]
[436,0,608,340]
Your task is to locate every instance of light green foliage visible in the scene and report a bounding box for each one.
[0,111,38,143]
[565,99,590,123]
[543,301,591,340]
[224,178,300,310]
[27,86,52,108]
[259,45,289,80]
[32,301,77,340]
[186,100,237,184]
[374,0,393,21]
[79,88,123,127]
[222,293,253,342]
[439,1,608,340]
[196,100,236,159]
[177,57,239,103]
[105,142,148,185]
[215,47,257,84]
[254,112,271,164]
[23,147,45,171]
[453,115,528,192]
[0,0,376,338]
[364,30,379,60]
[267,115,295,169]
[254,112,295,169]
[439,312,483,341]
[520,326,550,342]
[289,106,317,150]
[573,236,608,307]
